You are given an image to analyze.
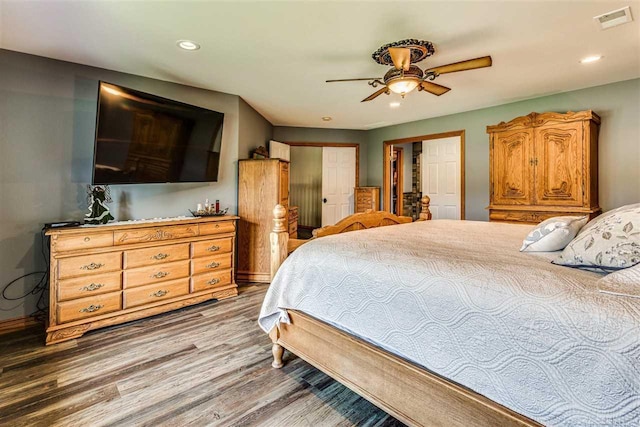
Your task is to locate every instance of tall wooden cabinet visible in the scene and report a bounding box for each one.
[238,159,289,282]
[487,111,601,223]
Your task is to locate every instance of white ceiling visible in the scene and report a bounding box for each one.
[1,1,639,130]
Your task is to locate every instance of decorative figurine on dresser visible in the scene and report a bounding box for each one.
[85,185,114,224]
[44,215,239,345]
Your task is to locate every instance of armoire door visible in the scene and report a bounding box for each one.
[491,129,534,206]
[533,123,584,207]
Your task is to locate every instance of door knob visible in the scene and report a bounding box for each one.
[323,198,327,203]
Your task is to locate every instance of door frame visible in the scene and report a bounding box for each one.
[391,146,403,215]
[383,130,465,219]
[283,142,359,187]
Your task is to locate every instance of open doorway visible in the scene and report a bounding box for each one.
[287,142,359,238]
[383,131,465,219]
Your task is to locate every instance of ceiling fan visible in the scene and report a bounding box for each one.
[326,39,492,102]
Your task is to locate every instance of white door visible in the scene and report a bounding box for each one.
[322,147,356,226]
[422,136,462,219]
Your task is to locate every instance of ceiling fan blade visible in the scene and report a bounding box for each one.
[427,56,492,75]
[326,78,380,82]
[420,81,451,96]
[388,47,411,71]
[361,87,389,102]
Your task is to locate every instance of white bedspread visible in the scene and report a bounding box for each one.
[259,220,640,426]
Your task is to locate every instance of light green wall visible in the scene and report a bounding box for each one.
[273,126,368,185]
[0,49,272,320]
[367,78,640,221]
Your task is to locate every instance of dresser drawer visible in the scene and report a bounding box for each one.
[125,243,190,268]
[199,221,235,236]
[54,231,113,252]
[57,291,122,324]
[58,252,122,280]
[191,237,233,258]
[58,272,122,302]
[288,222,297,234]
[192,270,232,293]
[114,225,198,246]
[191,253,232,275]
[124,278,190,309]
[124,260,190,288]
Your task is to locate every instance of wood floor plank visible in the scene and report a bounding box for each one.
[0,284,404,426]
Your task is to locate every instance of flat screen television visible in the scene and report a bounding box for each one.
[92,81,224,184]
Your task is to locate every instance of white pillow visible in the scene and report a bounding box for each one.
[520,216,588,252]
[554,203,640,271]
[598,263,640,299]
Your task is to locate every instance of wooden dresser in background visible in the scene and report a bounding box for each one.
[238,159,290,282]
[45,216,238,345]
[487,111,601,224]
[288,206,298,238]
[355,187,381,212]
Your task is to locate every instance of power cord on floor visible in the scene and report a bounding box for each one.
[1,230,49,322]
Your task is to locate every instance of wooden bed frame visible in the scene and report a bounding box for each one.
[268,197,540,427]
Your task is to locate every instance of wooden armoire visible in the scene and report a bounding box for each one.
[487,111,601,223]
[238,159,289,282]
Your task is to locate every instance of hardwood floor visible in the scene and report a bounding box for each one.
[0,285,403,426]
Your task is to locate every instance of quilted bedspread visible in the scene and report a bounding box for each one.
[259,220,640,426]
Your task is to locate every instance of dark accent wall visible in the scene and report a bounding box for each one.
[0,49,273,320]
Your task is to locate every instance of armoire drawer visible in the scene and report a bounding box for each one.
[58,252,122,280]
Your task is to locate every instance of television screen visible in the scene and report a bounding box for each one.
[92,82,224,184]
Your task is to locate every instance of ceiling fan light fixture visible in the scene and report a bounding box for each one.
[387,78,420,96]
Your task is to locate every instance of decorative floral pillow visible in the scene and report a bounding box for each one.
[520,216,588,252]
[598,263,640,299]
[553,203,640,271]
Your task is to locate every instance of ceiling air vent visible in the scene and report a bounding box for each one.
[594,6,633,30]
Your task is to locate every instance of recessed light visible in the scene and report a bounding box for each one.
[580,55,602,64]
[322,116,332,121]
[177,40,201,51]
[390,102,401,108]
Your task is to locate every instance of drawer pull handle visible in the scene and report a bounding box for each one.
[206,261,220,269]
[207,278,220,285]
[151,290,168,297]
[152,253,169,260]
[84,237,90,242]
[80,304,103,313]
[151,271,169,279]
[81,262,104,271]
[81,283,104,292]
[207,245,221,252]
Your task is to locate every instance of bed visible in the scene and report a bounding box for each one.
[260,205,640,426]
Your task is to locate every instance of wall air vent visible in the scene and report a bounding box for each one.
[594,6,633,30]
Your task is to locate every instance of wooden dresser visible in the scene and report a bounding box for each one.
[355,187,381,212]
[45,216,238,345]
[487,111,601,224]
[238,159,289,282]
[288,206,298,238]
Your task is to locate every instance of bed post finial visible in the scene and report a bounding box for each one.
[270,204,289,281]
[418,195,432,221]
